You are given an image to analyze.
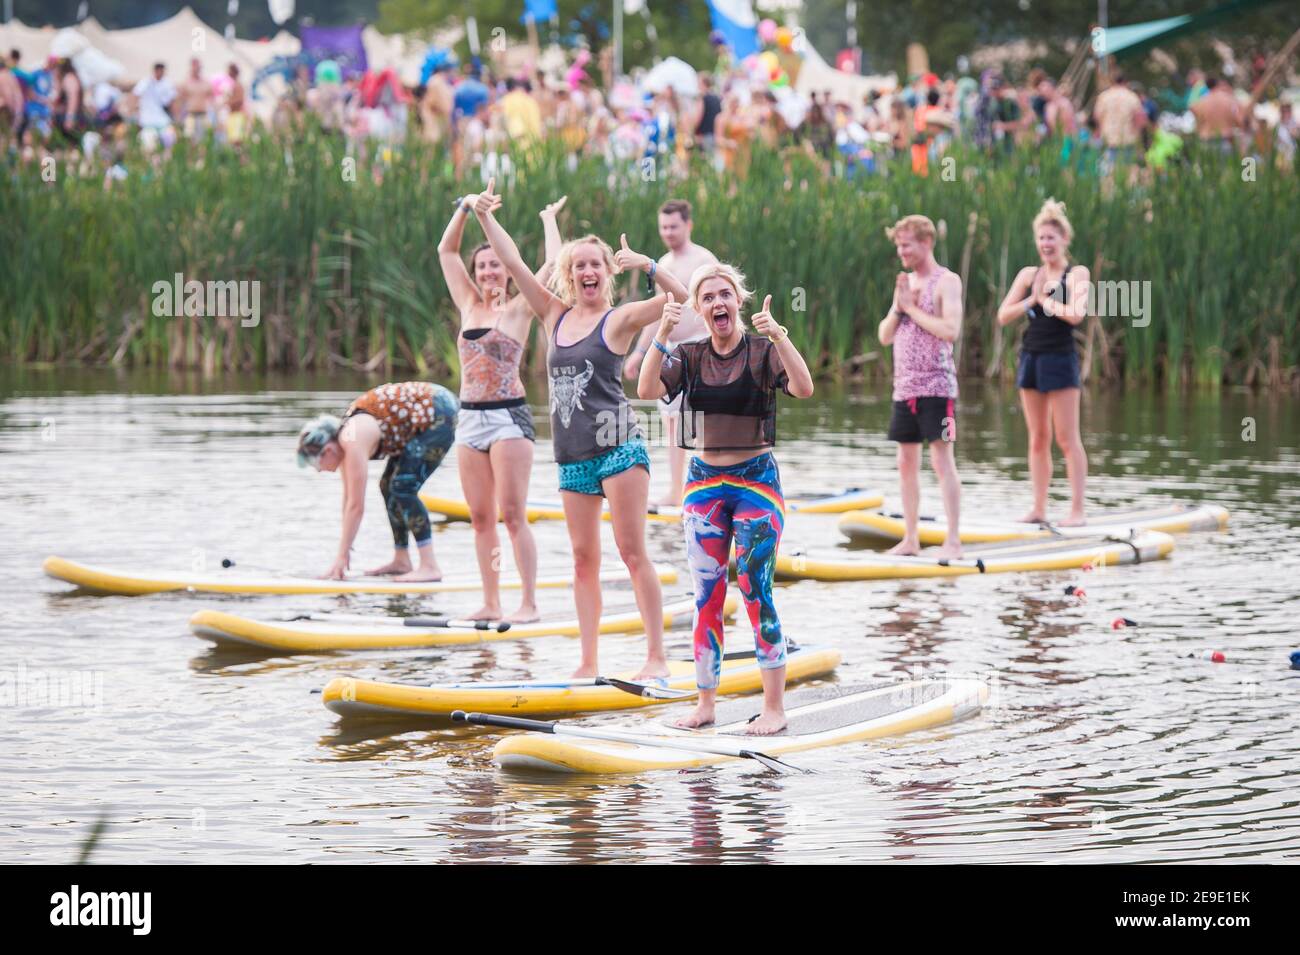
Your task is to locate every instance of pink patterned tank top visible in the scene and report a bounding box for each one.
[891,268,958,401]
[458,325,527,405]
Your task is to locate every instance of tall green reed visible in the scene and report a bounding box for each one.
[1,128,1295,388]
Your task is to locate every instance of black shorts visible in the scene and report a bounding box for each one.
[888,397,956,444]
[1017,350,1080,392]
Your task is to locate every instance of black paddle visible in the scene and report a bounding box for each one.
[594,676,695,700]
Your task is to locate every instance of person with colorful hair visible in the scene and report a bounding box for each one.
[297,382,458,581]
[471,179,688,681]
[637,263,814,734]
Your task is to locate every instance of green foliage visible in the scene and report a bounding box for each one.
[1,127,1295,388]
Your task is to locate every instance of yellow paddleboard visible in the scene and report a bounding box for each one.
[323,644,841,719]
[421,487,884,524]
[44,555,677,597]
[776,531,1175,581]
[192,593,729,652]
[838,503,1228,545]
[492,679,986,774]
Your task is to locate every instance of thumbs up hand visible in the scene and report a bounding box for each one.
[657,292,683,342]
[751,294,781,339]
[613,233,651,275]
[473,177,500,217]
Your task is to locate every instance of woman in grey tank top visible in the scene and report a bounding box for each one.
[472,180,689,683]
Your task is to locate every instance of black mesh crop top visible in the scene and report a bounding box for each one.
[659,334,792,451]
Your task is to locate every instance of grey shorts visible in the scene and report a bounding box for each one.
[454,403,535,452]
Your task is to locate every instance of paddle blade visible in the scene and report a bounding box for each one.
[739,749,810,775]
[597,676,696,700]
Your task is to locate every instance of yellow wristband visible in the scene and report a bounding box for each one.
[768,325,789,344]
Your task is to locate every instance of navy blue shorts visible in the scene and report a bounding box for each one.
[1017,351,1080,392]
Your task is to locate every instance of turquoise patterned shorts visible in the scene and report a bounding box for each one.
[558,441,651,497]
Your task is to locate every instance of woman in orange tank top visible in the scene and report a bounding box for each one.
[436,190,565,622]
[296,381,459,582]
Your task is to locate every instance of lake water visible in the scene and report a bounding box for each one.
[2,367,1297,863]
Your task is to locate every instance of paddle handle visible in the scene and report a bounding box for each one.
[405,617,511,632]
[452,710,556,733]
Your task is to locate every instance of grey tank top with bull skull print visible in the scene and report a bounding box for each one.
[548,309,643,464]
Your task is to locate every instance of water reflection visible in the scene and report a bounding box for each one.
[3,370,1298,862]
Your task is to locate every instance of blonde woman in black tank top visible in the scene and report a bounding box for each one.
[996,199,1091,525]
[472,179,690,682]
[437,191,564,623]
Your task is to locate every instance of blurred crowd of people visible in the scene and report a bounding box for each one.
[2,38,1296,188]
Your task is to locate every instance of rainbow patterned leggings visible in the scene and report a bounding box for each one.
[682,453,786,690]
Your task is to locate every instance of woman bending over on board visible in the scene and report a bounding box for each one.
[638,264,815,734]
[995,199,1090,525]
[437,191,566,622]
[297,382,458,581]
[472,179,688,681]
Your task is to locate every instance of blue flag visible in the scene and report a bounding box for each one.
[706,0,760,60]
[521,0,558,23]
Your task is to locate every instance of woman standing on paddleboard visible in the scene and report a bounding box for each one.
[472,179,688,681]
[996,199,1090,524]
[297,382,458,582]
[436,191,566,622]
[637,264,815,735]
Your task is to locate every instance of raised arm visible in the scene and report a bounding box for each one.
[533,195,566,288]
[751,295,815,399]
[437,199,484,314]
[636,294,681,401]
[473,178,566,325]
[996,266,1037,326]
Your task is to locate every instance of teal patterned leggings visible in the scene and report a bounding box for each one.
[379,393,458,548]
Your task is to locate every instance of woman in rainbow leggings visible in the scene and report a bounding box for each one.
[637,264,815,734]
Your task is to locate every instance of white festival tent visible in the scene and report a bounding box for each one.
[793,34,897,102]
[1,7,429,88]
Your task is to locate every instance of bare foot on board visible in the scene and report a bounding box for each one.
[675,703,715,729]
[746,711,788,736]
[506,604,541,624]
[887,539,922,557]
[634,656,671,682]
[367,559,412,576]
[393,566,443,583]
[932,540,963,560]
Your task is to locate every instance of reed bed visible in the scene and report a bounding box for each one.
[2,129,1295,388]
